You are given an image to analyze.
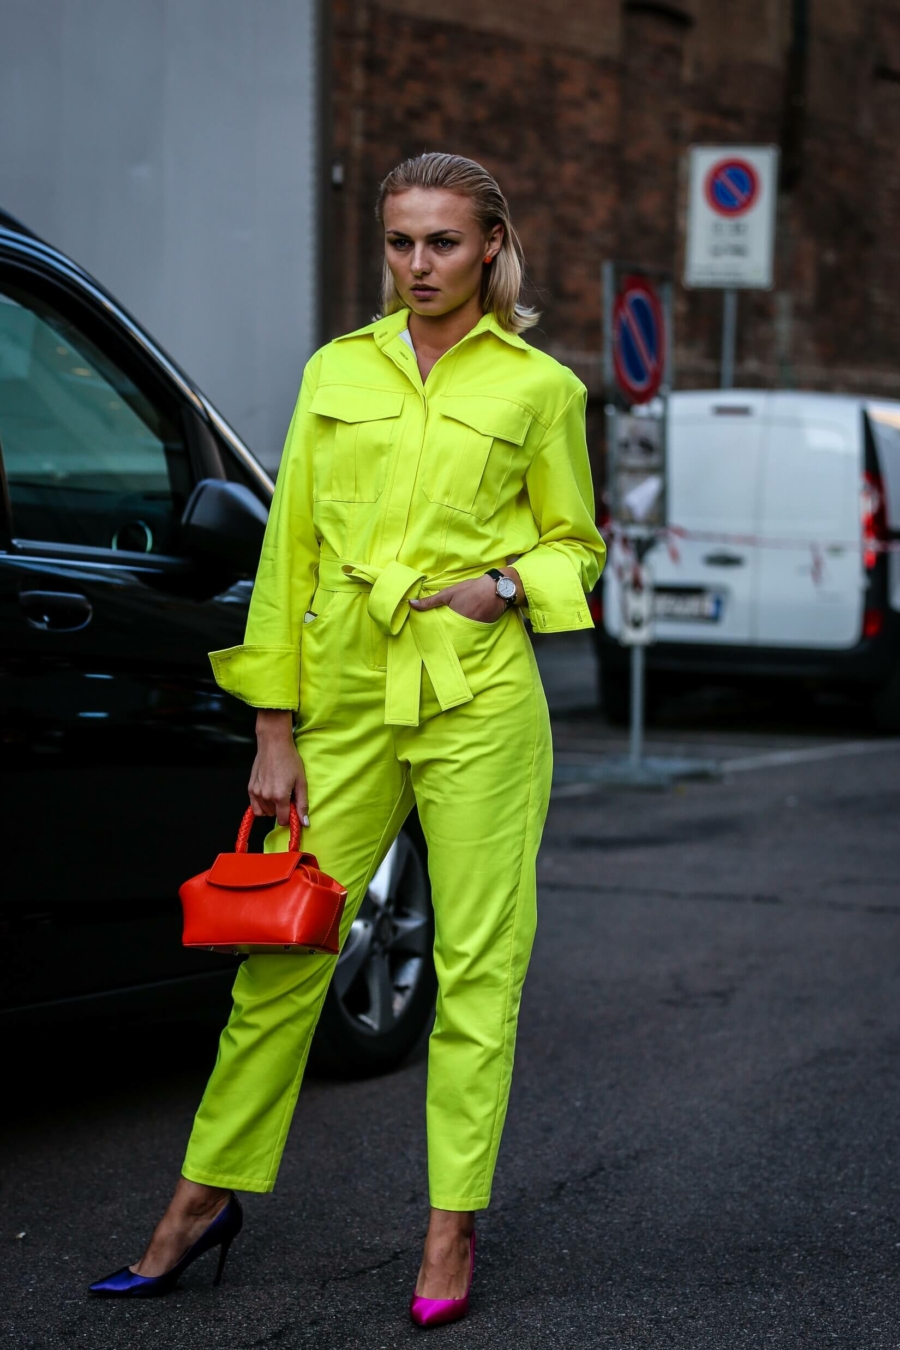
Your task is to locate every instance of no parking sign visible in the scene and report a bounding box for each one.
[601,262,673,770]
[612,276,666,405]
[685,145,778,288]
[705,157,759,215]
[602,262,671,532]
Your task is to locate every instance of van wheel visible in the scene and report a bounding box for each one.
[310,814,436,1078]
[869,666,900,733]
[600,662,630,725]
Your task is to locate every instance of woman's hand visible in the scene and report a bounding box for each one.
[248,709,309,828]
[409,567,524,623]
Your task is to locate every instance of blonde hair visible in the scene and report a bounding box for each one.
[375,152,539,334]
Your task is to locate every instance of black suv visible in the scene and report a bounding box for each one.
[0,210,435,1073]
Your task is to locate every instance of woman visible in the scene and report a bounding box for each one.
[90,152,606,1326]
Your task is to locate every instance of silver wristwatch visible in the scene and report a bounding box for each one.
[487,568,517,608]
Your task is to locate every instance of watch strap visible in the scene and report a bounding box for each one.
[486,568,516,608]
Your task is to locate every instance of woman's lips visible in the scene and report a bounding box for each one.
[411,286,438,298]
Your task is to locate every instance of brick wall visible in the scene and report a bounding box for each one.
[327,0,900,406]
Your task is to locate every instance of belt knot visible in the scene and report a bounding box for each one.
[340,559,425,636]
[317,556,473,726]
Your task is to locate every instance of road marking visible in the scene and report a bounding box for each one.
[552,781,612,798]
[721,739,900,774]
[551,737,900,795]
[554,738,769,758]
[538,877,900,916]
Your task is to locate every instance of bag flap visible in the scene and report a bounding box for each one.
[309,385,404,424]
[437,396,532,445]
[207,851,303,889]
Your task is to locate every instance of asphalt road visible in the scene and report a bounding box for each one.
[4,635,900,1349]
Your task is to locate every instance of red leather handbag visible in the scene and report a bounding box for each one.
[180,805,347,955]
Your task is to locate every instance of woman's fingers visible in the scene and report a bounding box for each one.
[249,792,275,817]
[410,577,502,619]
[409,586,452,611]
[248,783,276,816]
[277,761,309,828]
[249,732,306,828]
[249,789,297,825]
[247,757,272,816]
[292,771,311,828]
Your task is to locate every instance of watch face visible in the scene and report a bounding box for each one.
[497,576,517,601]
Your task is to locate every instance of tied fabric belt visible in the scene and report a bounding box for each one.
[316,557,479,728]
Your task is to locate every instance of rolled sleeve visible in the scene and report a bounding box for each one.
[209,645,302,710]
[208,354,322,709]
[515,547,593,632]
[515,385,607,633]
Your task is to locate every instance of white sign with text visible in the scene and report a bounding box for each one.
[684,145,779,289]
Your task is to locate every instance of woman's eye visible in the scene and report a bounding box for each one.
[434,239,456,250]
[389,238,411,250]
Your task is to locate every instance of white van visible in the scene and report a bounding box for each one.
[595,391,900,728]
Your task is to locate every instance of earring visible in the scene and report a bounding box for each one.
[484,254,494,264]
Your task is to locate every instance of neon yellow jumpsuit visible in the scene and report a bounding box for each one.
[182,308,606,1209]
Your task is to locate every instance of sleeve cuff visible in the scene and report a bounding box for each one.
[515,547,593,633]
[208,645,301,710]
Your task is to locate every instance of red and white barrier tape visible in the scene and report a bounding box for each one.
[606,522,900,555]
[604,522,900,589]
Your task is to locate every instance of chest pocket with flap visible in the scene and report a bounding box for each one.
[309,385,404,502]
[423,396,533,520]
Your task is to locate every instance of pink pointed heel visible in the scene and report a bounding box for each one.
[409,1232,475,1328]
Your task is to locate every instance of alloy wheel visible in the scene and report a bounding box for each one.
[331,831,432,1037]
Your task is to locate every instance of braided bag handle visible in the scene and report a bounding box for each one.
[235,803,301,853]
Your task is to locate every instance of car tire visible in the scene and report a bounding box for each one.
[310,812,436,1078]
[869,664,900,733]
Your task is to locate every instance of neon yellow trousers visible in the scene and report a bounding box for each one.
[183,586,552,1210]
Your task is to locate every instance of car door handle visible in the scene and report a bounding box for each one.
[703,552,746,567]
[19,590,93,632]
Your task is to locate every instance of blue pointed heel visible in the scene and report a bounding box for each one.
[213,1231,236,1287]
[89,1193,243,1298]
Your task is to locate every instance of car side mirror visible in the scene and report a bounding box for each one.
[180,478,269,575]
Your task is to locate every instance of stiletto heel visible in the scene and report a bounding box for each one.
[89,1193,243,1298]
[409,1232,475,1328]
[213,1236,234,1287]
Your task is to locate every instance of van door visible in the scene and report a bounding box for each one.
[755,399,863,648]
[637,393,765,645]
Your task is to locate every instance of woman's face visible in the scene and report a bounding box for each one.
[383,187,503,318]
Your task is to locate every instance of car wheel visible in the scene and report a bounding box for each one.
[310,814,436,1077]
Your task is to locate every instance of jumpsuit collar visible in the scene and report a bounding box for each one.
[367,307,529,351]
[357,309,529,393]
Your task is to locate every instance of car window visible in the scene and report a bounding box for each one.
[0,279,191,553]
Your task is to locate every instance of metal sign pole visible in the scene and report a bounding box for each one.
[567,257,719,791]
[720,287,738,388]
[629,643,644,765]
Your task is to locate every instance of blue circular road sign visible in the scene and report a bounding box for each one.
[704,158,759,216]
[612,276,665,405]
